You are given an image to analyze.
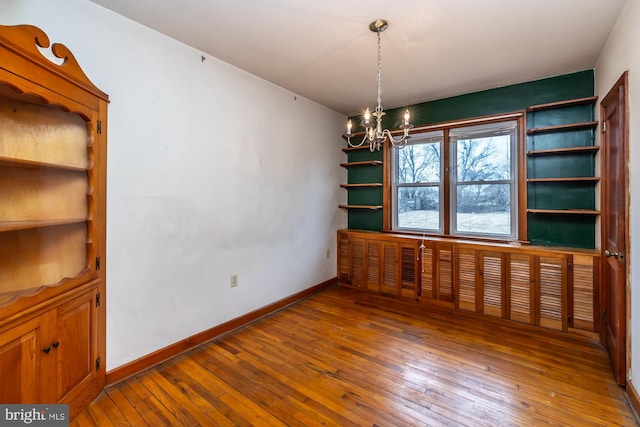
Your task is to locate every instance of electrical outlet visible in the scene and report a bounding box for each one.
[230,274,238,288]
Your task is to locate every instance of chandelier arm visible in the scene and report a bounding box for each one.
[346,133,370,148]
[383,129,411,148]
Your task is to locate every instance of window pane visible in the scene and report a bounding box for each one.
[456,135,511,182]
[455,184,510,235]
[397,186,440,230]
[398,143,440,184]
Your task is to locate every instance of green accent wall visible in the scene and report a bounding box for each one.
[345,69,596,248]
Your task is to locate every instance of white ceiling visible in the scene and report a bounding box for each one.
[89,0,626,116]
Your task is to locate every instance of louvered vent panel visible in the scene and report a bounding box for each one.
[401,246,416,297]
[573,256,594,331]
[338,232,350,282]
[366,241,381,291]
[458,250,476,311]
[539,256,564,330]
[509,256,532,324]
[483,254,502,317]
[439,248,453,301]
[382,244,397,294]
[351,239,364,287]
[421,246,434,298]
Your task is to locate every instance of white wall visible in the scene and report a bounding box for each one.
[595,0,638,384]
[0,0,347,369]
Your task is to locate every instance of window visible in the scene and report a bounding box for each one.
[393,131,444,232]
[391,117,520,240]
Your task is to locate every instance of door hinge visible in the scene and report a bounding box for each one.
[97,120,102,134]
[602,121,607,133]
[602,310,607,325]
[96,292,101,307]
[95,256,101,270]
[95,357,101,371]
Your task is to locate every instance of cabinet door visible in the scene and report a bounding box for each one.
[399,244,418,298]
[572,254,596,331]
[381,242,399,295]
[419,241,435,299]
[456,248,478,312]
[480,251,505,318]
[365,239,381,292]
[0,315,49,403]
[337,231,350,283]
[437,244,454,302]
[55,291,96,403]
[538,255,567,331]
[350,237,365,288]
[506,253,535,325]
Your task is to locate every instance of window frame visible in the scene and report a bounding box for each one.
[383,112,527,243]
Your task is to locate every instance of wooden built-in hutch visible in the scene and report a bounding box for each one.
[0,25,107,417]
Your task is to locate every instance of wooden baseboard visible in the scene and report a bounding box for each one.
[106,278,337,385]
[627,380,640,421]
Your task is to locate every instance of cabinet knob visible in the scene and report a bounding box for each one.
[52,341,60,348]
[43,346,51,354]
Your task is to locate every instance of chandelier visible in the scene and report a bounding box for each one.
[344,19,412,151]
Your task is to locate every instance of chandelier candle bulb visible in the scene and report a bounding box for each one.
[364,108,371,126]
[346,120,353,135]
[404,110,411,127]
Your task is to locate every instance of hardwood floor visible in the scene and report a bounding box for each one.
[72,286,636,426]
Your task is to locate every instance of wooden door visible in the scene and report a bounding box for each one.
[365,239,381,292]
[480,251,504,317]
[600,72,628,386]
[506,253,535,325]
[337,231,350,283]
[381,242,399,295]
[0,315,49,403]
[419,241,435,299]
[399,244,418,298]
[55,291,96,405]
[350,237,365,288]
[456,247,478,312]
[537,255,567,331]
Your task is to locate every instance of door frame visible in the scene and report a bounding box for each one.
[599,71,630,385]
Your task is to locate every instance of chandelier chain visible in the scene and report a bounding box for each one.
[376,30,383,113]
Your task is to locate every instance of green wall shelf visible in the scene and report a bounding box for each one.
[340,160,383,167]
[527,146,599,155]
[340,183,383,188]
[527,121,598,135]
[527,209,600,215]
[339,205,383,210]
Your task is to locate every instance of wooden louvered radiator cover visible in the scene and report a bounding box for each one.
[337,230,599,333]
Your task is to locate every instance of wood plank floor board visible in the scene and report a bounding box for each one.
[73,287,636,426]
[199,341,377,426]
[102,387,147,426]
[84,398,117,427]
[105,382,164,425]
